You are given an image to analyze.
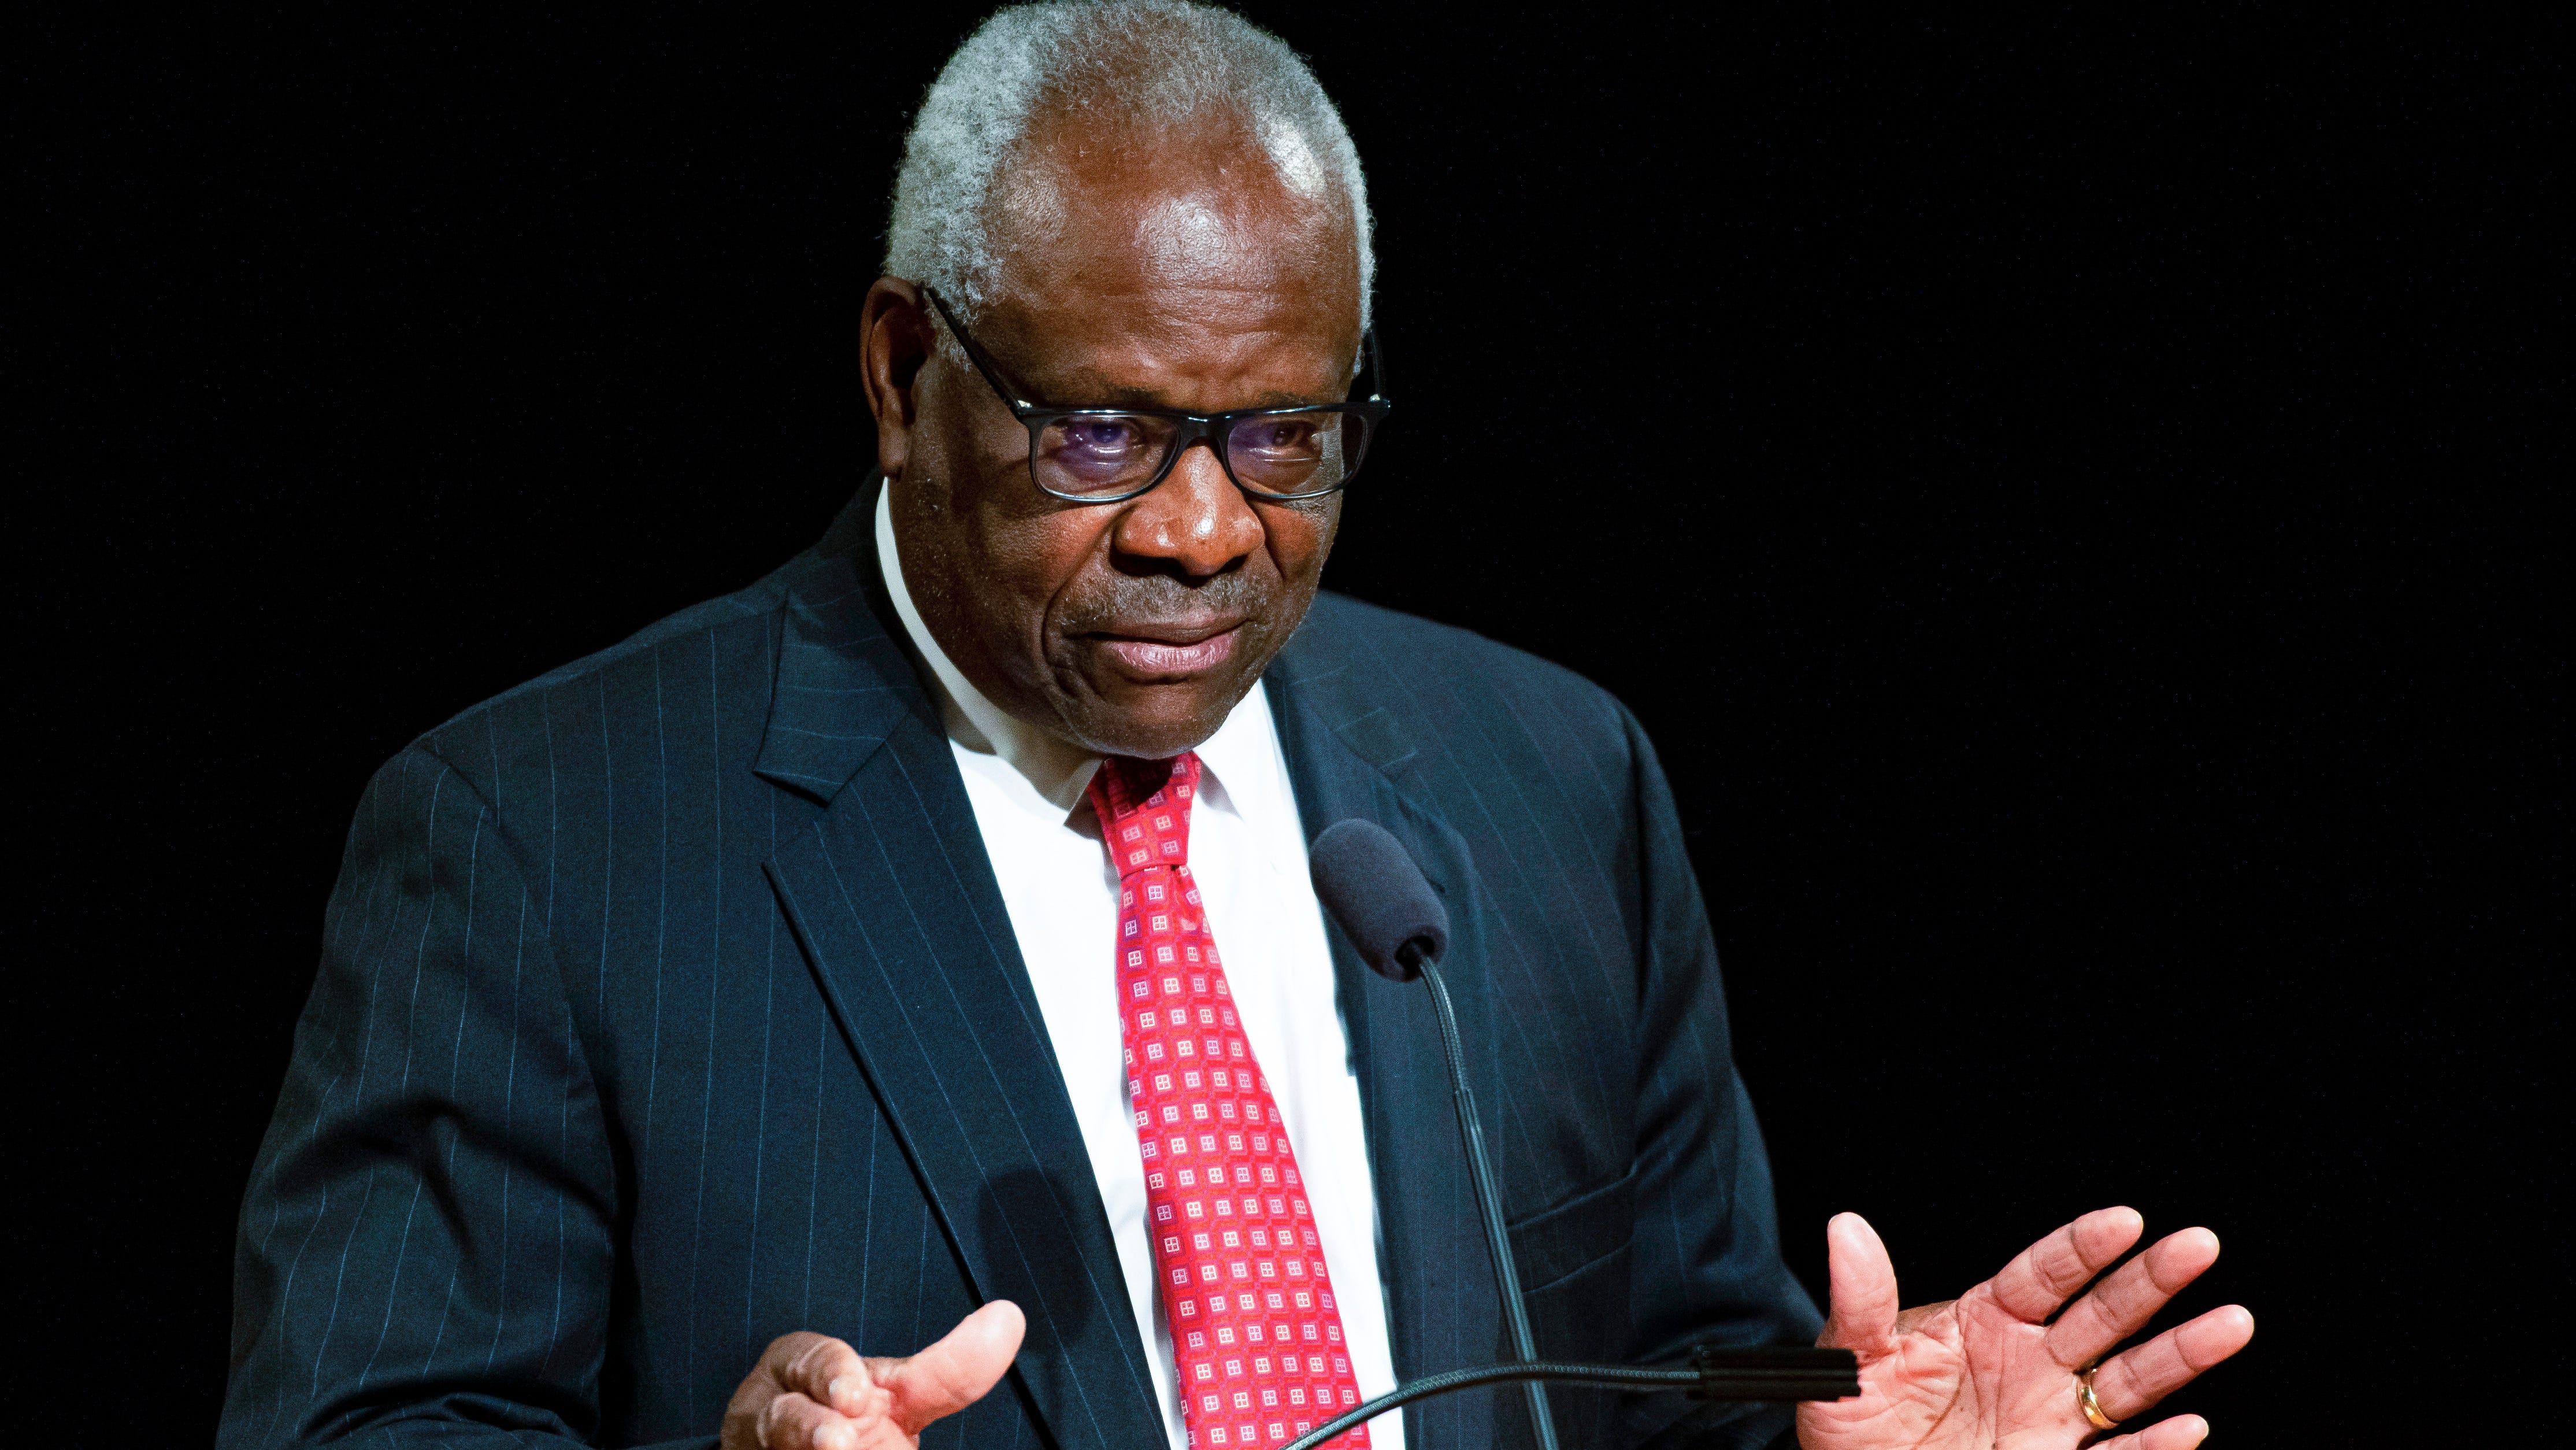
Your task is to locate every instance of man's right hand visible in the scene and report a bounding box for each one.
[721,1301,1026,1450]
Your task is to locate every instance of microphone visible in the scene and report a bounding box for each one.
[1306,820,1858,1450]
[1309,818,1558,1450]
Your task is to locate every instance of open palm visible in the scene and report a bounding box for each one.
[1796,1208,2254,1450]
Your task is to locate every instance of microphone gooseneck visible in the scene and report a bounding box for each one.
[1280,1350,1862,1450]
[1309,820,1559,1450]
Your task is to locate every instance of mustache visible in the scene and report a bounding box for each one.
[1055,567,1277,635]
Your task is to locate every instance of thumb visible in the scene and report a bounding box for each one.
[879,1300,1025,1435]
[1822,1212,1899,1359]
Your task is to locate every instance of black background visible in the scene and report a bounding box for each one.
[17,5,2561,1443]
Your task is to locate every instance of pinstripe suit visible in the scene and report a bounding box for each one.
[221,483,1819,1450]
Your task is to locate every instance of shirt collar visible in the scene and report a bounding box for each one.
[873,480,1271,820]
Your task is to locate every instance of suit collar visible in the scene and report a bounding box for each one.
[751,479,914,804]
[1263,605,1424,782]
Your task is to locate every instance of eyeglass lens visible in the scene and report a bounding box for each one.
[1035,409,1376,499]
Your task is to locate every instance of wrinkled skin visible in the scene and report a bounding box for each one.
[1797,1209,2254,1450]
[861,108,1362,761]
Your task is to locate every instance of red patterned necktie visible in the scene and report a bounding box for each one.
[1088,752,1369,1449]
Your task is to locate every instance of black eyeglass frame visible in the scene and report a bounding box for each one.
[922,286,1391,505]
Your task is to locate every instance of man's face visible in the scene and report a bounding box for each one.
[863,114,1363,761]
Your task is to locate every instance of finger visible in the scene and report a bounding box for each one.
[772,1334,888,1425]
[878,1300,1027,1434]
[2094,1304,2255,1421]
[2043,1227,2221,1368]
[758,1391,863,1450]
[2095,1412,2210,1450]
[1985,1205,2144,1323]
[1820,1213,1899,1357]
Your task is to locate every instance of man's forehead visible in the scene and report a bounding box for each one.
[1139,192,1282,289]
[1013,187,1325,304]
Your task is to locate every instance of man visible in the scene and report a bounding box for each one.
[221,5,2252,1449]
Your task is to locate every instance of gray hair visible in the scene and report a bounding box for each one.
[883,0,1374,332]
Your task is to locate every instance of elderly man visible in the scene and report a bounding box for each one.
[220,4,2251,1449]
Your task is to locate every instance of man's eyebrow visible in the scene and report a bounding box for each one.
[1031,373,1339,412]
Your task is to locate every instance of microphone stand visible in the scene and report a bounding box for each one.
[1356,944,1859,1450]
[1299,820,1858,1450]
[1401,941,1559,1450]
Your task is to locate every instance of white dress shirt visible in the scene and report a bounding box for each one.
[874,490,1403,1450]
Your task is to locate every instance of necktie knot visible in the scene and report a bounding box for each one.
[1090,751,1202,876]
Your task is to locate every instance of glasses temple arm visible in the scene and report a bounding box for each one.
[922,286,1042,411]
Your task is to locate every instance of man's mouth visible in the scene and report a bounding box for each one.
[1089,621,1243,678]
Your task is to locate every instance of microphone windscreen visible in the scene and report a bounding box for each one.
[1308,819,1448,982]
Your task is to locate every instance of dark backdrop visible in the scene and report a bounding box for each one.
[16,6,2560,1442]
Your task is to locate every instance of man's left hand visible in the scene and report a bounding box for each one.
[1796,1207,2255,1449]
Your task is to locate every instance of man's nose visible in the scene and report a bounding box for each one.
[1110,442,1265,578]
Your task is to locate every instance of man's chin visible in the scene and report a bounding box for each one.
[1059,679,1246,761]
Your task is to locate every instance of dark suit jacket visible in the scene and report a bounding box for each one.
[220,484,1819,1450]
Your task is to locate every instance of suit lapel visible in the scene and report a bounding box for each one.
[757,502,1165,1450]
[1266,628,1508,1442]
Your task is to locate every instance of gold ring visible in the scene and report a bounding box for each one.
[2076,1365,2118,1431]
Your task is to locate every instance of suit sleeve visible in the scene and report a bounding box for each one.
[1613,708,1823,1450]
[219,744,653,1449]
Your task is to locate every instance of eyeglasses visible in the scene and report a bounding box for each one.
[923,287,1391,505]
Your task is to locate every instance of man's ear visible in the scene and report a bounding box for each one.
[862,277,933,480]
